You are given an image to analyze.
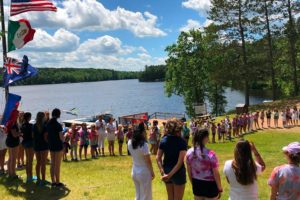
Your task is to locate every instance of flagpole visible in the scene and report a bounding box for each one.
[0,0,8,101]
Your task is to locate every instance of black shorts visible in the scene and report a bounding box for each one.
[80,144,88,149]
[22,140,33,149]
[165,167,186,185]
[192,178,219,198]
[118,139,124,144]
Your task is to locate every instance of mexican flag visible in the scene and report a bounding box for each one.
[8,19,36,52]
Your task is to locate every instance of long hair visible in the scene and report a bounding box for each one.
[193,129,209,159]
[36,112,45,133]
[132,128,146,149]
[165,118,183,135]
[232,140,257,185]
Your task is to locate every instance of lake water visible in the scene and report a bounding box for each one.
[0,79,270,120]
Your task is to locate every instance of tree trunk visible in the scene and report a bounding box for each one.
[287,0,298,96]
[264,0,276,100]
[238,0,250,105]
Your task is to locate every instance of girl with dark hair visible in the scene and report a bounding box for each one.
[128,127,155,200]
[269,142,300,200]
[149,120,160,155]
[21,112,35,183]
[156,119,187,200]
[47,108,65,187]
[186,129,222,199]
[33,112,49,186]
[223,140,265,200]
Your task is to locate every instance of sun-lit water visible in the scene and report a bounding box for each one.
[0,79,269,120]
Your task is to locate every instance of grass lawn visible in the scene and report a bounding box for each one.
[0,129,299,200]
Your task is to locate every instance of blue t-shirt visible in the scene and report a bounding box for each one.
[159,134,187,173]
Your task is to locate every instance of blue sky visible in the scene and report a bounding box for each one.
[6,0,211,71]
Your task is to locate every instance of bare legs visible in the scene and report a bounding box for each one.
[0,149,7,172]
[165,183,185,200]
[108,141,115,156]
[36,150,48,181]
[8,147,19,177]
[50,151,63,185]
[25,147,34,181]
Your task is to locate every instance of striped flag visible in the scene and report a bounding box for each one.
[10,0,57,16]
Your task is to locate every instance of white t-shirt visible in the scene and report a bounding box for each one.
[223,160,262,200]
[128,140,150,174]
[95,119,106,134]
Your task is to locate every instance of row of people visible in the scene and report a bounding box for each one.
[129,119,300,200]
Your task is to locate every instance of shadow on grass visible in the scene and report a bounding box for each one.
[0,176,70,200]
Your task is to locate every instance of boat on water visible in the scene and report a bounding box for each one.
[63,113,113,127]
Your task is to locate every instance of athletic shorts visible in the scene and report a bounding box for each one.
[164,167,186,185]
[192,178,219,198]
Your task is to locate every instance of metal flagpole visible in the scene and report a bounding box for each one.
[0,0,8,101]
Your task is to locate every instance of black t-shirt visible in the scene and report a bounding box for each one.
[6,124,20,148]
[33,124,49,151]
[46,118,63,152]
[21,122,33,145]
[159,134,187,173]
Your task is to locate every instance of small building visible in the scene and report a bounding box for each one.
[236,104,248,114]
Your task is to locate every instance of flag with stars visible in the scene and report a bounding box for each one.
[3,55,38,87]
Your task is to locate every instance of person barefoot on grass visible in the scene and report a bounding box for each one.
[223,140,265,200]
[47,108,65,188]
[89,125,98,159]
[106,118,116,156]
[186,129,223,200]
[117,125,124,156]
[156,119,187,200]
[79,123,89,160]
[273,109,279,128]
[21,112,35,183]
[269,142,300,200]
[33,112,49,186]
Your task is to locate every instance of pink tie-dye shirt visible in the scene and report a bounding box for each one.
[268,164,300,200]
[186,147,219,181]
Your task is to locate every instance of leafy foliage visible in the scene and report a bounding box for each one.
[139,65,166,82]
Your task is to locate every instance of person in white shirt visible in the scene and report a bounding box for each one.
[106,117,116,156]
[0,126,7,174]
[128,123,155,200]
[95,115,106,156]
[223,140,266,200]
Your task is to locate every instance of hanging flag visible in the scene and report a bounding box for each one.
[1,93,21,125]
[8,19,36,52]
[10,0,57,16]
[3,55,38,87]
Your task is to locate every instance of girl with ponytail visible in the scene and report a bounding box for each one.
[186,129,223,199]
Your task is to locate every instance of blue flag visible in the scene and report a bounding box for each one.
[3,55,38,87]
[1,93,21,125]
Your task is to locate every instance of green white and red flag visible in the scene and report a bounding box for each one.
[8,19,36,52]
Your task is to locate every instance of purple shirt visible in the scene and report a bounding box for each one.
[186,147,219,181]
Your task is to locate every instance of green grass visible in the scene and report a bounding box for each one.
[0,129,299,200]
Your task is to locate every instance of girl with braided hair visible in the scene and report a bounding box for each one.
[186,129,222,200]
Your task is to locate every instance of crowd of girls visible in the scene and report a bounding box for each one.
[129,119,300,200]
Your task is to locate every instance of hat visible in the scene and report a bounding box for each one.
[282,142,300,155]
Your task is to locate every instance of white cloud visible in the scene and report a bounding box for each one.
[24,28,80,52]
[10,0,166,38]
[182,0,211,16]
[180,19,213,32]
[7,34,165,71]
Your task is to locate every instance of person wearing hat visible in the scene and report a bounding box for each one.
[268,142,300,200]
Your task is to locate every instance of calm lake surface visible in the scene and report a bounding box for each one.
[0,79,270,120]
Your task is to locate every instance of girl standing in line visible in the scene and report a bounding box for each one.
[89,125,98,159]
[117,125,124,156]
[186,129,222,199]
[17,111,25,169]
[21,112,35,182]
[223,140,265,200]
[149,120,159,155]
[273,109,279,128]
[260,111,265,129]
[254,112,260,130]
[33,112,49,186]
[281,110,287,128]
[69,124,79,161]
[211,123,216,143]
[106,118,116,156]
[79,123,89,160]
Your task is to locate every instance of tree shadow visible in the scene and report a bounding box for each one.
[0,176,70,200]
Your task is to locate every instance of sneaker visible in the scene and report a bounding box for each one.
[56,182,65,187]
